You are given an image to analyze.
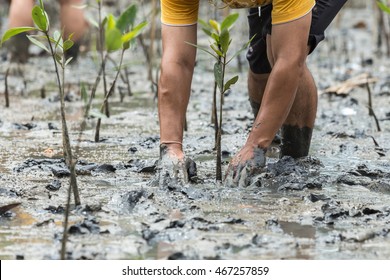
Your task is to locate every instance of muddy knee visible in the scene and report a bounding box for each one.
[281,125,313,158]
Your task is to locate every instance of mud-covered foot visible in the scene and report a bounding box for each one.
[157,144,198,189]
[225,147,266,188]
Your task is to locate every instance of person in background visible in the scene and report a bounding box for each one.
[157,0,347,186]
[5,0,88,63]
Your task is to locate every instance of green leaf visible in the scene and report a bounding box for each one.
[1,27,36,45]
[32,5,49,32]
[210,43,223,57]
[211,32,220,44]
[26,35,49,53]
[219,28,230,54]
[378,1,390,14]
[221,13,239,31]
[227,34,256,65]
[214,62,223,92]
[199,19,213,37]
[63,40,74,51]
[185,41,218,60]
[106,14,116,30]
[198,19,209,29]
[116,4,137,33]
[223,75,238,93]
[105,27,122,51]
[53,30,63,50]
[201,27,212,38]
[64,57,73,66]
[121,21,147,43]
[55,53,62,64]
[209,19,220,33]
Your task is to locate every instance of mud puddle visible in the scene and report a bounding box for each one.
[1,6,390,259]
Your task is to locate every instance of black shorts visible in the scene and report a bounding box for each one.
[247,0,348,74]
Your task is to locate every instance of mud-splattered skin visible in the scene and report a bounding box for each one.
[156,144,198,187]
[281,125,313,158]
[225,147,267,187]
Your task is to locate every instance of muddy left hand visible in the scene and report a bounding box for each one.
[224,146,266,187]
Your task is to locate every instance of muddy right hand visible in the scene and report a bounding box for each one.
[156,145,198,188]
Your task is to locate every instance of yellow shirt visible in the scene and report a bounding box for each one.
[161,0,315,25]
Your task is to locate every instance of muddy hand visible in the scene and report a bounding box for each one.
[225,146,266,187]
[157,145,198,188]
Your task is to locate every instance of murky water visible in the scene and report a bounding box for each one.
[1,5,390,260]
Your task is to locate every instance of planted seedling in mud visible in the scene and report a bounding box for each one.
[1,0,80,204]
[190,13,253,181]
[92,3,147,142]
[1,0,79,259]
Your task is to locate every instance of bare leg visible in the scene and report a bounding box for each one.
[247,71,268,118]
[6,0,34,62]
[247,61,317,158]
[59,0,88,41]
[8,0,34,28]
[158,24,197,160]
[281,64,317,158]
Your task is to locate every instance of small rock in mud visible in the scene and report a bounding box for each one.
[12,123,37,130]
[94,163,116,173]
[45,179,62,191]
[36,219,55,227]
[139,136,159,149]
[44,205,65,214]
[122,189,148,211]
[307,193,330,203]
[0,188,19,197]
[167,252,190,260]
[68,217,101,235]
[48,122,58,130]
[126,159,157,173]
[321,200,349,222]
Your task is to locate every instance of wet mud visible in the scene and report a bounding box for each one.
[1,5,390,259]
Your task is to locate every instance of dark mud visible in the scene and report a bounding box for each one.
[1,5,390,259]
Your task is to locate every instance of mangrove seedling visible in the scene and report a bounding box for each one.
[94,4,147,142]
[1,0,80,259]
[190,13,253,181]
[1,0,80,204]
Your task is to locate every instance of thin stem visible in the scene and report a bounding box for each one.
[5,68,9,108]
[366,81,381,132]
[98,1,109,116]
[216,56,227,181]
[95,49,125,142]
[45,31,80,260]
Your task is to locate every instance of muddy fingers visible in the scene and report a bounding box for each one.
[156,144,198,188]
[225,147,267,187]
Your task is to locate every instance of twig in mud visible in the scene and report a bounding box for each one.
[124,67,132,97]
[5,67,10,108]
[365,81,381,132]
[41,86,46,99]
